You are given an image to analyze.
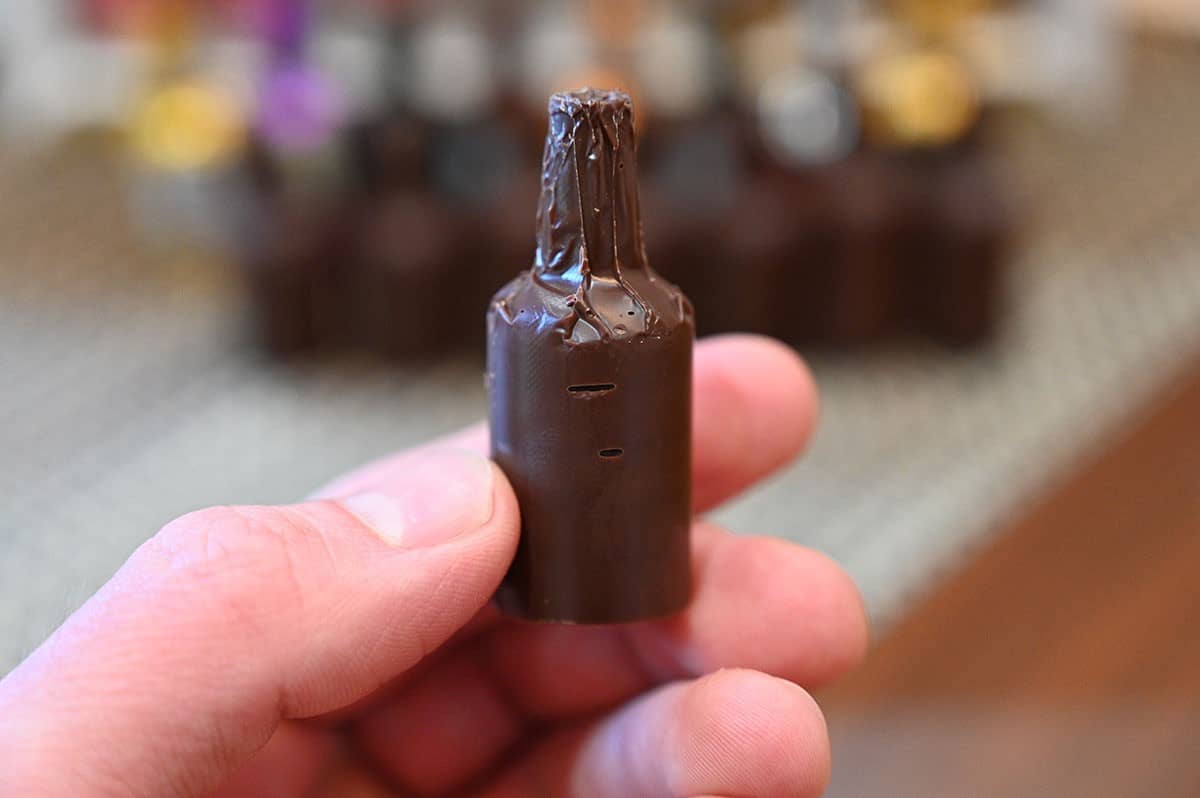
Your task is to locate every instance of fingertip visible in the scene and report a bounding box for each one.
[724,334,819,454]
[669,669,831,798]
[693,335,819,510]
[487,460,521,546]
[216,722,335,798]
[803,549,871,684]
[679,529,870,688]
[698,335,818,435]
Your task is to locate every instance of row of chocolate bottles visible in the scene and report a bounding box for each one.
[232,0,1012,358]
[242,128,1010,359]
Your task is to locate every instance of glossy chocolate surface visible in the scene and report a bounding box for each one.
[488,89,694,624]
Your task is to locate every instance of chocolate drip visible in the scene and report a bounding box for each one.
[494,89,689,346]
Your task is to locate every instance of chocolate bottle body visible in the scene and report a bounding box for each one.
[487,88,694,624]
[488,311,692,623]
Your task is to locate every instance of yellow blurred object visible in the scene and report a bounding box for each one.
[857,46,979,148]
[715,0,790,38]
[129,81,244,171]
[585,0,651,49]
[891,0,996,37]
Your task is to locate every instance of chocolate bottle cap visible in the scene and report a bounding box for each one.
[356,192,457,359]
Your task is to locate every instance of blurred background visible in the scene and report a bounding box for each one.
[1,0,1199,794]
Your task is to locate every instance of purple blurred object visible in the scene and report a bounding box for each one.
[256,61,345,153]
[258,0,308,57]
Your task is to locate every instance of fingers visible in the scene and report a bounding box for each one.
[352,637,522,795]
[0,449,519,798]
[688,335,817,511]
[487,523,869,716]
[482,669,830,798]
[350,524,866,793]
[317,334,818,514]
[214,723,337,798]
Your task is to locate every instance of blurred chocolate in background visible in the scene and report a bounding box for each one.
[0,0,1063,360]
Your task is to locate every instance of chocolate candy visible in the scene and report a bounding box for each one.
[242,194,350,356]
[921,151,1011,346]
[641,112,742,334]
[710,176,801,336]
[355,191,456,360]
[348,111,428,194]
[487,89,694,624]
[823,153,906,343]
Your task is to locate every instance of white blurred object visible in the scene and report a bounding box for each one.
[633,9,717,119]
[0,0,69,54]
[957,0,1122,124]
[803,0,868,69]
[312,22,388,121]
[732,7,805,108]
[1035,0,1123,123]
[410,13,499,122]
[126,165,246,255]
[2,34,150,145]
[198,36,268,120]
[758,65,858,165]
[518,6,597,107]
[957,10,1043,104]
[1122,0,1200,35]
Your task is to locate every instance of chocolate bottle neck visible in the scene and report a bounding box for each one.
[534,89,648,282]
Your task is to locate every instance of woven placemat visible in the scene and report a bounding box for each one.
[3,41,1200,674]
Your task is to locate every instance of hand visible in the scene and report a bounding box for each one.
[0,335,867,798]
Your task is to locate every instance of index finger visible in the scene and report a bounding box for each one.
[318,334,818,513]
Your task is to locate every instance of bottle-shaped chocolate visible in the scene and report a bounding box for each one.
[488,89,694,624]
[920,150,1011,346]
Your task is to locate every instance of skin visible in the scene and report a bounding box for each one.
[0,335,868,798]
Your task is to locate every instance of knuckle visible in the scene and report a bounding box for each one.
[155,506,293,579]
[143,505,318,633]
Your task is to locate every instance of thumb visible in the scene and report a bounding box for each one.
[0,448,518,798]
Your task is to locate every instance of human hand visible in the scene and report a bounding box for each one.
[0,335,867,798]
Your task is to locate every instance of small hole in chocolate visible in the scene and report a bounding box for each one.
[599,448,624,458]
[568,383,616,394]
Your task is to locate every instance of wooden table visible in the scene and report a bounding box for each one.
[819,357,1200,797]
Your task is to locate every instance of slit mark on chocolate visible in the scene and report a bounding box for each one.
[599,448,624,459]
[568,383,616,395]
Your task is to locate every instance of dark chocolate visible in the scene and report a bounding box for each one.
[466,175,540,353]
[641,114,742,334]
[920,152,1011,345]
[243,194,350,356]
[348,111,428,194]
[355,191,457,360]
[487,89,694,624]
[822,153,906,343]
